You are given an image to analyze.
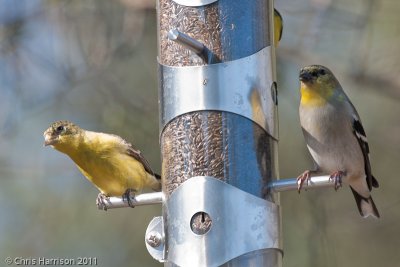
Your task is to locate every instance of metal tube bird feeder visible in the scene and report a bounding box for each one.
[152,0,282,266]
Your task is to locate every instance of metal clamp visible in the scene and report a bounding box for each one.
[145,216,165,262]
[164,176,281,267]
[171,0,218,7]
[159,46,278,139]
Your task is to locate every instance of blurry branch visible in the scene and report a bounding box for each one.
[350,72,400,101]
[60,0,148,69]
[347,1,400,101]
[0,0,157,138]
[325,0,376,29]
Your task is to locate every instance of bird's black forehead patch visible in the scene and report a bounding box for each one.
[50,120,74,129]
[48,120,78,135]
[301,65,330,78]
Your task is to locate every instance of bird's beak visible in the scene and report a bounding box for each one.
[299,72,313,83]
[43,132,57,147]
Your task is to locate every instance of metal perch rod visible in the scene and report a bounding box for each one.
[100,176,333,209]
[167,29,217,63]
[168,29,205,55]
[99,192,163,210]
[269,175,333,193]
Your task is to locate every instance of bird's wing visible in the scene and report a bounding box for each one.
[351,114,379,190]
[124,141,156,176]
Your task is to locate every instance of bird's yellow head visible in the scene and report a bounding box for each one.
[299,65,340,106]
[273,9,283,47]
[44,121,82,153]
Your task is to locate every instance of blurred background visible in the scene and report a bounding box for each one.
[0,0,399,266]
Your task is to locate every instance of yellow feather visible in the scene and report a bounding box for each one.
[300,80,335,107]
[274,9,283,47]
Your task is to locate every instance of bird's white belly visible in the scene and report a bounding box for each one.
[300,104,364,181]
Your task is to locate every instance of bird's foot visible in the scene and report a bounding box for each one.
[297,170,312,193]
[329,171,344,191]
[96,193,110,211]
[122,189,136,208]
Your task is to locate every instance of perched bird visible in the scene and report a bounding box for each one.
[274,9,283,47]
[297,65,380,218]
[43,121,161,209]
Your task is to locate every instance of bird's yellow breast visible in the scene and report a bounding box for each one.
[64,132,148,196]
[300,82,334,107]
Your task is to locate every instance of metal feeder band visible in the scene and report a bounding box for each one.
[161,176,281,267]
[171,0,218,7]
[159,46,278,139]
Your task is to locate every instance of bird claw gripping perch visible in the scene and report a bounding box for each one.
[122,189,137,208]
[96,193,111,211]
[329,171,344,191]
[296,170,312,193]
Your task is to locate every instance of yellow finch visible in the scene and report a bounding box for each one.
[43,121,161,209]
[297,65,380,218]
[274,9,283,47]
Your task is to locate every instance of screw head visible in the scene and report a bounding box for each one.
[146,231,162,248]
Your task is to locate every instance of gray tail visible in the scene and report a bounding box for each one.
[350,186,380,218]
[151,173,162,191]
[372,175,379,188]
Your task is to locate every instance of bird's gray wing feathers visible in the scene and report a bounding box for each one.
[352,118,379,190]
[125,143,161,180]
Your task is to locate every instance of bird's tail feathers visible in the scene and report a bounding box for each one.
[350,186,380,218]
[371,175,379,188]
[149,173,162,191]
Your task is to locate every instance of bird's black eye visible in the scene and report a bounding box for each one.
[311,71,318,77]
[319,69,326,75]
[56,125,65,132]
